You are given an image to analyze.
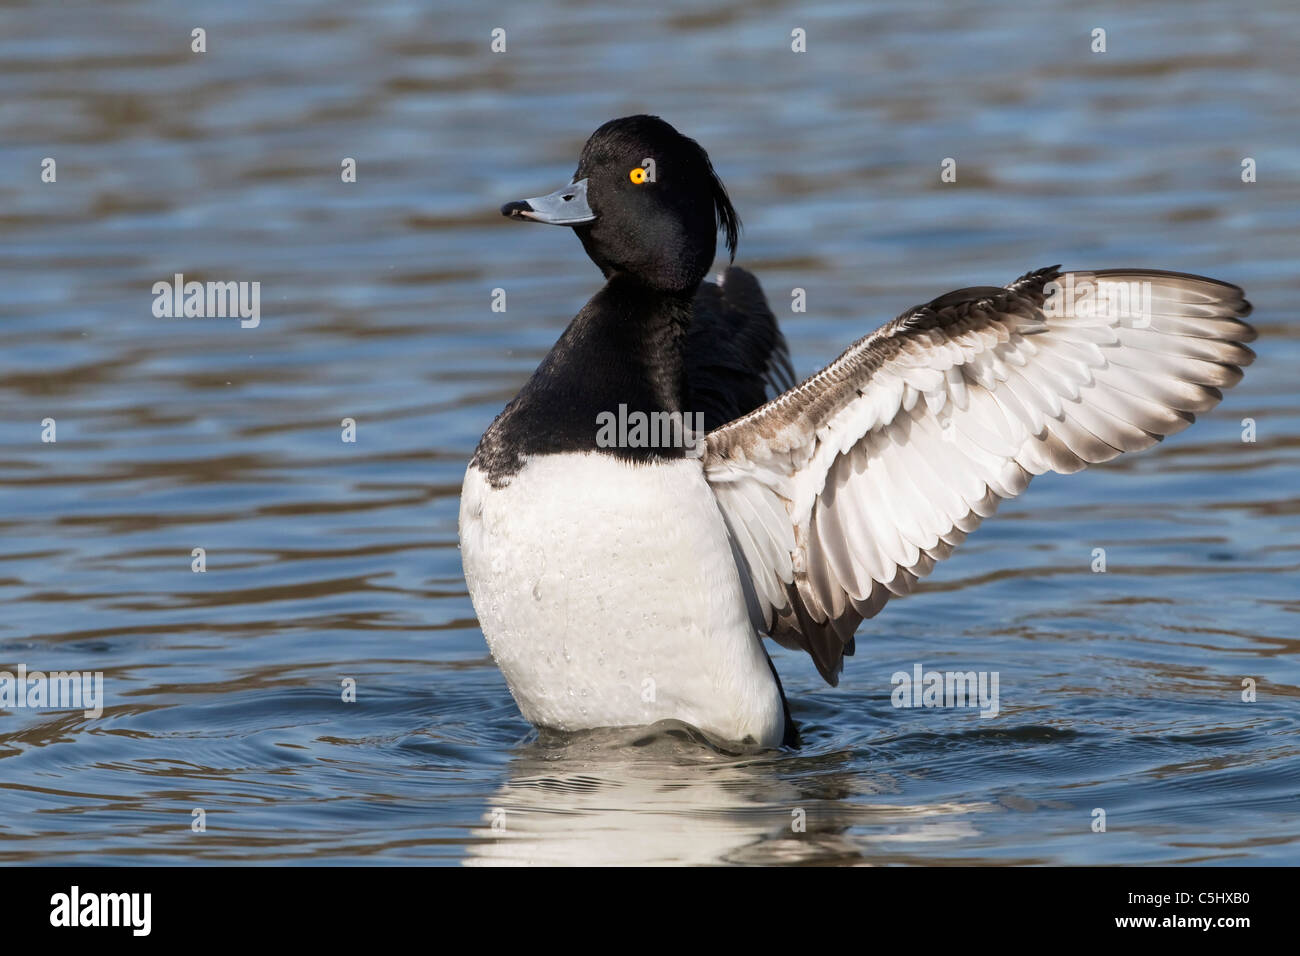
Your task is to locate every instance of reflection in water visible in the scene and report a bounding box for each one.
[467,724,990,866]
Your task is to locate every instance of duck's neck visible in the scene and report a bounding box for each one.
[470,273,702,486]
[587,273,694,413]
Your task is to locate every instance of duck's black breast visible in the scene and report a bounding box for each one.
[472,268,794,488]
[471,277,695,487]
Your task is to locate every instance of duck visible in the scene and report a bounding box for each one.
[459,114,1256,749]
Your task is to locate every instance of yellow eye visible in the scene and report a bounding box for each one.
[629,167,648,185]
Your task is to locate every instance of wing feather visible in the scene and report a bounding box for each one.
[704,267,1255,684]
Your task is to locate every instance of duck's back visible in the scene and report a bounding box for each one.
[687,266,795,431]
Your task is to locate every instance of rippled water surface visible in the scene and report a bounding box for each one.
[2,0,1298,864]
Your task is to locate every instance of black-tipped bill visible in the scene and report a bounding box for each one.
[500,178,595,225]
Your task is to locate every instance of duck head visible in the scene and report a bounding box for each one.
[501,115,740,294]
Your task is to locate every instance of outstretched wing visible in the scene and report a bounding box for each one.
[688,266,796,432]
[704,267,1256,684]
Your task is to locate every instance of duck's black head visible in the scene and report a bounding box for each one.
[501,115,740,294]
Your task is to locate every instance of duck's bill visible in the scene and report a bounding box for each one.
[500,178,596,225]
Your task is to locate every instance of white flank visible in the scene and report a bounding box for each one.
[459,454,785,746]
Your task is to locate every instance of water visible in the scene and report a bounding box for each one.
[1,0,1297,865]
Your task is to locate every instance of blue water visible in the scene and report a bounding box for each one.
[0,0,1296,864]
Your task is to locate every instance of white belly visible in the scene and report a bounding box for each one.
[459,453,785,747]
